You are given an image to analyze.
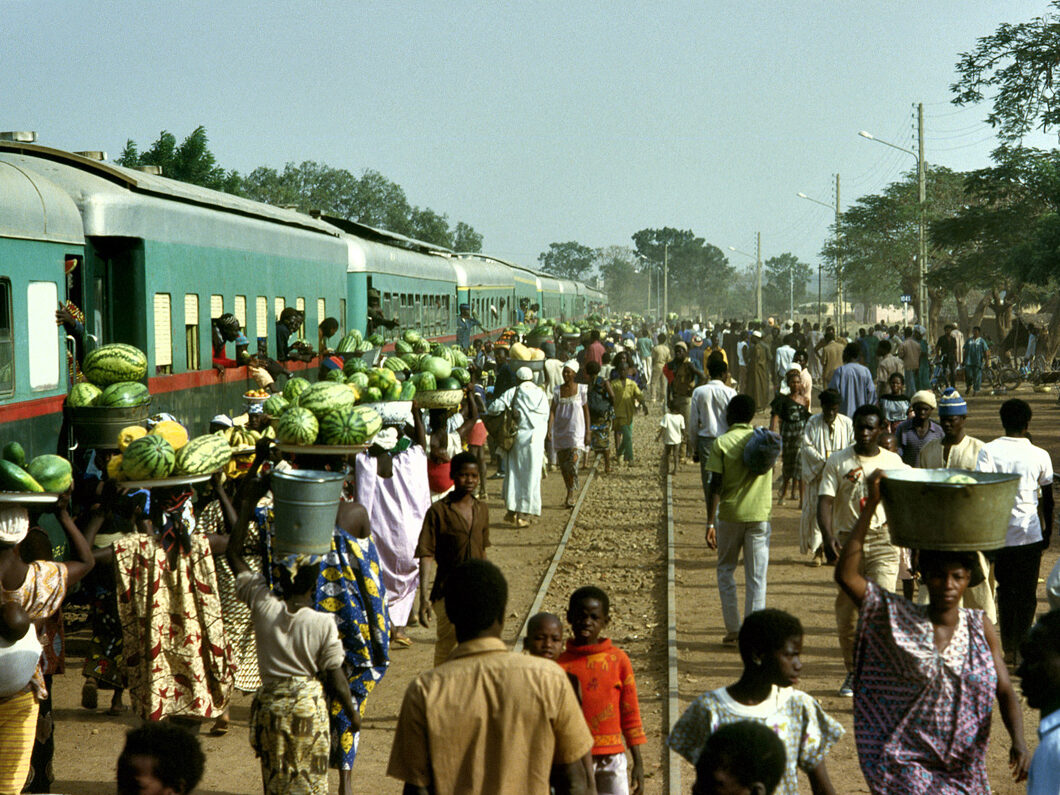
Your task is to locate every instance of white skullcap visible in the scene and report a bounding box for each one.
[516,366,534,382]
[0,507,29,546]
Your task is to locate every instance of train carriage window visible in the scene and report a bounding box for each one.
[317,299,326,329]
[27,281,60,390]
[255,297,268,342]
[339,300,346,334]
[153,293,173,375]
[210,295,223,319]
[234,295,247,331]
[295,298,306,336]
[0,279,12,395]
[185,294,200,371]
[274,297,285,322]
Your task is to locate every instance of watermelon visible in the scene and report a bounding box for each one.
[383,357,409,373]
[297,382,357,419]
[416,372,437,391]
[385,383,403,401]
[421,356,452,381]
[325,369,346,383]
[122,435,175,480]
[352,405,383,438]
[98,381,150,407]
[400,381,417,400]
[283,377,311,402]
[364,386,383,402]
[451,367,471,386]
[438,377,462,390]
[394,339,413,355]
[335,332,360,354]
[412,339,430,354]
[450,348,469,368]
[401,352,422,369]
[174,434,232,475]
[402,330,422,345]
[366,333,385,347]
[26,455,73,493]
[0,460,43,492]
[263,394,289,417]
[320,407,373,445]
[2,442,26,467]
[343,357,369,376]
[346,372,369,390]
[275,407,319,445]
[68,382,103,407]
[82,343,148,387]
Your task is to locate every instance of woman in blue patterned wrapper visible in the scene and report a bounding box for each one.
[256,456,391,795]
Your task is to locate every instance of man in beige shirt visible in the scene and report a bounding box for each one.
[388,559,593,795]
[918,388,995,622]
[817,329,846,386]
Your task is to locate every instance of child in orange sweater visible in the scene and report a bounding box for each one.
[558,587,646,795]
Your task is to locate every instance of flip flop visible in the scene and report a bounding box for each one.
[391,636,414,649]
[209,716,230,736]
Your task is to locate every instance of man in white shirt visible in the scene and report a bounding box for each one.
[774,338,795,386]
[818,404,906,696]
[976,398,1055,666]
[689,356,737,510]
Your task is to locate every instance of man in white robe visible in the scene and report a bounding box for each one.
[799,388,853,563]
[488,367,550,527]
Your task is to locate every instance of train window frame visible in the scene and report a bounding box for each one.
[255,296,268,343]
[339,299,346,334]
[274,297,285,323]
[27,280,60,391]
[317,298,326,330]
[210,294,223,319]
[153,292,173,375]
[185,294,200,371]
[295,298,306,336]
[0,278,12,395]
[234,295,247,332]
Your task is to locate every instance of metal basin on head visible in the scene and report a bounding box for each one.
[880,468,1020,551]
[271,469,345,555]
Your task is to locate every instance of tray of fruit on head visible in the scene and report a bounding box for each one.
[0,444,73,504]
[106,420,232,488]
[508,341,547,372]
[243,388,271,404]
[64,344,154,448]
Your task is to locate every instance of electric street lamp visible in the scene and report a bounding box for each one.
[797,187,841,329]
[858,107,928,330]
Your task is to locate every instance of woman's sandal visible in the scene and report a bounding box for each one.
[392,636,414,649]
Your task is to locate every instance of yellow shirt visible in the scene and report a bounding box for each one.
[611,378,644,425]
[918,434,984,470]
[387,637,593,793]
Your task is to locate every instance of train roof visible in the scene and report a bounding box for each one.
[0,144,346,262]
[451,255,516,289]
[343,234,456,282]
[0,158,84,245]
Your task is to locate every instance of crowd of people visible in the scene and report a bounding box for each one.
[1,309,1060,795]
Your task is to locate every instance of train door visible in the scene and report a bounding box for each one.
[87,237,147,351]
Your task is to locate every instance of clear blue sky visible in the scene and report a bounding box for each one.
[4,1,1052,282]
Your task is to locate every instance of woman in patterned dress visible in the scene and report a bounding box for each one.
[769,369,811,506]
[835,471,1030,793]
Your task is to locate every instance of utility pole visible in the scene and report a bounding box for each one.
[789,258,794,322]
[835,173,842,331]
[663,243,669,318]
[755,232,762,320]
[917,102,928,331]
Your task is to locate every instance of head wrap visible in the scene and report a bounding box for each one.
[372,427,400,451]
[562,359,580,374]
[911,389,937,409]
[234,333,249,346]
[211,414,234,428]
[674,340,688,351]
[0,507,29,546]
[623,339,636,349]
[751,330,763,338]
[516,366,533,382]
[321,355,344,371]
[937,388,967,416]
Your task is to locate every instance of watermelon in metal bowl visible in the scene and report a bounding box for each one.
[880,468,1021,551]
[361,401,414,427]
[415,389,464,410]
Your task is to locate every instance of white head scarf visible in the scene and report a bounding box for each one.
[563,360,579,374]
[0,507,29,545]
[516,366,533,382]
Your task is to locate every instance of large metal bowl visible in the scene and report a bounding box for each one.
[415,389,464,410]
[880,468,1020,551]
[361,400,413,426]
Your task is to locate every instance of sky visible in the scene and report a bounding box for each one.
[4,1,1054,289]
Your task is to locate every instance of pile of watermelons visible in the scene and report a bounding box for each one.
[267,377,383,447]
[334,328,385,355]
[108,420,232,482]
[379,330,470,393]
[65,343,151,408]
[0,442,73,494]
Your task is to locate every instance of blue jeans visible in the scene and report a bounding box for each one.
[715,520,771,633]
[696,436,715,509]
[965,363,982,393]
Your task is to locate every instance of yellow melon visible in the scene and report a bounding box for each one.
[150,420,189,450]
[117,425,147,451]
[106,454,125,481]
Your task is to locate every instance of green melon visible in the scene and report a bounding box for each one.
[296,382,357,419]
[122,435,175,480]
[99,381,150,407]
[263,394,289,417]
[2,442,26,468]
[67,382,103,407]
[282,377,311,402]
[26,455,73,493]
[0,460,44,492]
[319,407,370,445]
[343,357,369,376]
[346,372,369,390]
[325,369,347,383]
[275,407,319,445]
[174,434,231,475]
[351,405,383,438]
[82,343,148,387]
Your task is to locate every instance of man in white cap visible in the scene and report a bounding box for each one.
[894,390,942,467]
[488,367,550,527]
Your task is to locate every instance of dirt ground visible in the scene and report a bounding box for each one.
[47,387,1060,794]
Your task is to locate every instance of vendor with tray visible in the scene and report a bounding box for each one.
[835,469,1030,794]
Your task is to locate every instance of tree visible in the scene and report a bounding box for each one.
[117,126,241,192]
[762,253,813,317]
[594,246,646,313]
[241,160,360,216]
[409,207,452,248]
[538,241,596,280]
[452,221,483,252]
[952,2,1060,146]
[630,227,734,314]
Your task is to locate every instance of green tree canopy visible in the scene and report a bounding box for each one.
[763,253,813,317]
[630,227,734,310]
[538,241,596,280]
[116,126,241,192]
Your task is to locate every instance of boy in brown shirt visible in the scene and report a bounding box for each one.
[416,451,490,665]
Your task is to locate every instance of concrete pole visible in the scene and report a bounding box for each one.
[917,102,928,331]
[835,173,842,331]
[755,232,763,320]
[663,243,669,318]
